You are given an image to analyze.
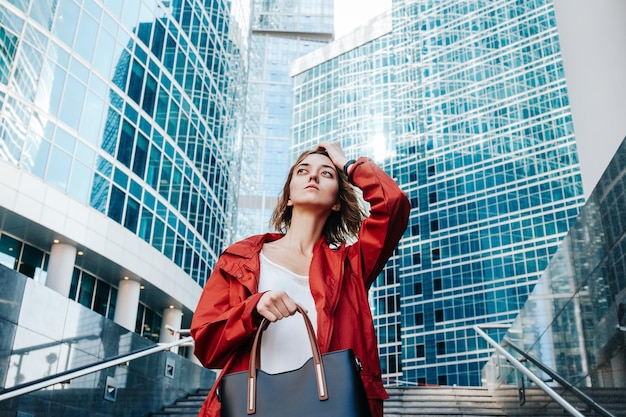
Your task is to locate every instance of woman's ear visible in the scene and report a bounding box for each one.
[287,198,293,207]
[331,202,341,212]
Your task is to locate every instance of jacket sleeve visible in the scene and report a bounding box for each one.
[348,157,410,288]
[190,258,264,369]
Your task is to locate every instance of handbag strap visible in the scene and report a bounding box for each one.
[246,305,328,414]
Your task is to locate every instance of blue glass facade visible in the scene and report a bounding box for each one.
[235,0,333,239]
[0,0,247,329]
[291,0,585,386]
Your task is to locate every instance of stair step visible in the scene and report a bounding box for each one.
[151,385,626,417]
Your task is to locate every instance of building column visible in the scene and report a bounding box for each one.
[114,279,141,331]
[46,243,77,297]
[187,348,201,365]
[160,307,183,354]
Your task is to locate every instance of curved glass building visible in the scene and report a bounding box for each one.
[0,0,248,339]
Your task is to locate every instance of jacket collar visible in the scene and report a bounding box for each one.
[221,233,282,257]
[219,233,348,323]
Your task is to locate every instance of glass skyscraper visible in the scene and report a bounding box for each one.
[0,0,248,338]
[235,0,333,240]
[291,0,585,386]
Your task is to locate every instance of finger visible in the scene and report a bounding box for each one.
[318,142,346,167]
[257,292,281,321]
[259,309,279,322]
[281,295,299,316]
[272,295,295,319]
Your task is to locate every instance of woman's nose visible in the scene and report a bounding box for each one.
[308,170,319,182]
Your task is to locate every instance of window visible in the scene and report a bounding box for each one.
[77,272,96,308]
[435,309,444,322]
[416,344,425,358]
[412,252,421,265]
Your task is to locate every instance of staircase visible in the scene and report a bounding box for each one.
[150,386,626,417]
[150,389,209,417]
[150,386,505,417]
[493,386,626,417]
[385,386,507,416]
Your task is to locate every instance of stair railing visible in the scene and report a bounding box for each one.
[502,336,615,417]
[0,335,193,402]
[474,324,586,417]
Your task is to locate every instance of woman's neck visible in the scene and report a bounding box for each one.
[281,210,327,255]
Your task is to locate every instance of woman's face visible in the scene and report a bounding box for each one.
[287,153,340,212]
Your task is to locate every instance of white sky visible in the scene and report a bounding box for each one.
[334,0,391,38]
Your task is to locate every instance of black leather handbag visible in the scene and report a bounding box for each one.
[218,305,372,417]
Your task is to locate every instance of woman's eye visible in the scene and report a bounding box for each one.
[296,168,307,174]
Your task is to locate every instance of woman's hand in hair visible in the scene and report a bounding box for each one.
[317,142,349,170]
[256,290,304,322]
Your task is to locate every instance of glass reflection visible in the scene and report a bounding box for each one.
[483,137,626,392]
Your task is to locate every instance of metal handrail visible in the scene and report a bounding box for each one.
[0,336,193,402]
[503,337,615,417]
[474,325,585,417]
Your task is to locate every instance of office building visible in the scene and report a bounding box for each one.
[235,0,334,240]
[290,0,585,386]
[482,0,626,393]
[0,0,247,346]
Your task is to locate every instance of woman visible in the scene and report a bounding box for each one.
[191,142,410,417]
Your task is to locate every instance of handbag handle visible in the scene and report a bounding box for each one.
[246,305,328,414]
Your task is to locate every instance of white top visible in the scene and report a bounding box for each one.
[257,251,317,374]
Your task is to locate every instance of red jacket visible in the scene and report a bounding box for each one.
[191,157,410,417]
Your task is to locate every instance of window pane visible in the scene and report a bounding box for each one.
[59,75,85,129]
[68,160,92,202]
[107,185,125,223]
[18,244,44,278]
[46,146,72,190]
[93,281,110,316]
[78,272,96,308]
[124,197,140,233]
[0,234,21,269]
